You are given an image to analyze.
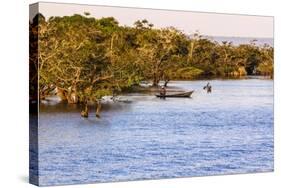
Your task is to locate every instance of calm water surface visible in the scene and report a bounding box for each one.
[38,79,273,186]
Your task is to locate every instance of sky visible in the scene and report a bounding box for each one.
[30,2,274,38]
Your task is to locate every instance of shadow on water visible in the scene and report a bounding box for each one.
[40,100,134,114]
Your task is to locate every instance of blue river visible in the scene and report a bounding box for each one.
[38,79,273,186]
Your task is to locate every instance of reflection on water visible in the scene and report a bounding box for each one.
[37,79,273,186]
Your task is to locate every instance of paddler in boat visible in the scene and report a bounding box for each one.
[160,85,166,99]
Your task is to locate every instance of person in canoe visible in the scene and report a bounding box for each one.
[203,82,212,93]
[159,86,166,99]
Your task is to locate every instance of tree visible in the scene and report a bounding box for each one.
[136,26,185,86]
[256,44,273,76]
[38,14,116,117]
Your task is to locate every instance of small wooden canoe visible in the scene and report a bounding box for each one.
[156,90,194,98]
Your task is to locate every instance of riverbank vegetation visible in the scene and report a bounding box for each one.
[30,13,274,117]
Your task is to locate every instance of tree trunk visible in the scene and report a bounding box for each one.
[56,87,68,101]
[66,87,79,104]
[95,100,102,118]
[39,84,56,101]
[152,72,160,87]
[152,79,158,87]
[66,69,81,104]
[81,101,89,118]
[188,41,194,64]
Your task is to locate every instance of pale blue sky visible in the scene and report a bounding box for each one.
[30,2,274,38]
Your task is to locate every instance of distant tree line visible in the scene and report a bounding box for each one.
[29,13,274,117]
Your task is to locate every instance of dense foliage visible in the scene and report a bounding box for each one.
[30,13,274,117]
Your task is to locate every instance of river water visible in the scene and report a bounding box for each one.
[37,79,273,186]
